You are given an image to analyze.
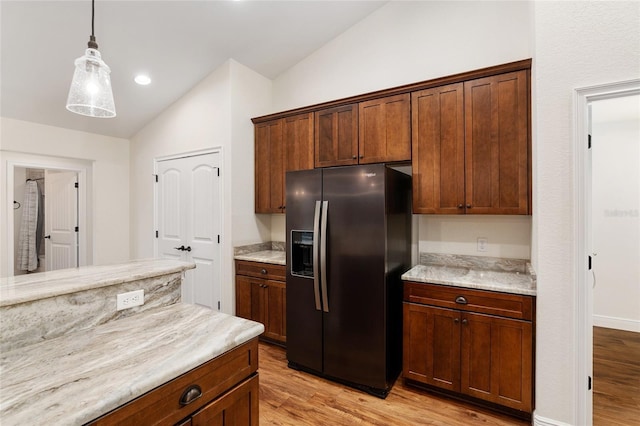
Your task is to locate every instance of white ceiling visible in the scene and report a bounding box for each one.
[0,1,386,139]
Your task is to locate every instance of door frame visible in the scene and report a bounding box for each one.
[153,147,224,307]
[573,78,640,426]
[1,151,92,277]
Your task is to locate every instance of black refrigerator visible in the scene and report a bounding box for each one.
[285,163,411,398]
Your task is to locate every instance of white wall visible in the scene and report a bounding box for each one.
[419,216,531,259]
[533,1,640,424]
[592,99,640,332]
[0,117,130,277]
[269,1,534,259]
[130,59,272,314]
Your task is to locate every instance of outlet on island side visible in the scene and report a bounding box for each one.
[477,237,488,252]
[116,289,145,311]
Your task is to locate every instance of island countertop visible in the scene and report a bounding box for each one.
[0,303,264,425]
[0,258,195,307]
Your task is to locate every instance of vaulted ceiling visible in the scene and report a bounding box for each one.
[1,1,386,139]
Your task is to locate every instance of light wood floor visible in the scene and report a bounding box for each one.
[258,343,528,426]
[593,326,640,425]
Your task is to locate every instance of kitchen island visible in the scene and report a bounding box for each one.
[0,260,264,425]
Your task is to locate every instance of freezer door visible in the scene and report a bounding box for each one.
[286,169,323,372]
[321,164,388,390]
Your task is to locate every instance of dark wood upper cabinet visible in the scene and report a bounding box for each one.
[359,93,411,164]
[252,60,532,215]
[255,113,314,214]
[314,104,358,168]
[464,70,529,214]
[255,119,284,213]
[412,84,465,214]
[412,70,530,215]
[284,113,314,172]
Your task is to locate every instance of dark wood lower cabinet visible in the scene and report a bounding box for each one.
[88,338,259,426]
[190,375,259,426]
[235,260,286,345]
[403,281,534,417]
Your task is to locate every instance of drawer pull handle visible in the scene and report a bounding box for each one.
[179,385,202,406]
[455,296,468,305]
[261,268,267,274]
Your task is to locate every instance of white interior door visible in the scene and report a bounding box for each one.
[157,152,221,310]
[45,171,78,271]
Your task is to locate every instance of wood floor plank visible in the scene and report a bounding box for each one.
[593,326,640,426]
[258,343,528,425]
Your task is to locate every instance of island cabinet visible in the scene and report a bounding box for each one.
[255,113,314,213]
[412,70,530,215]
[88,338,259,426]
[314,93,411,168]
[403,281,534,417]
[235,260,286,345]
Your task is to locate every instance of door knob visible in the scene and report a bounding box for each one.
[185,246,192,252]
[174,245,185,251]
[44,235,51,239]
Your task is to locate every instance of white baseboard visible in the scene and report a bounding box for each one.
[593,314,640,333]
[533,412,573,426]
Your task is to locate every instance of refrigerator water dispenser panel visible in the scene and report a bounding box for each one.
[291,230,314,278]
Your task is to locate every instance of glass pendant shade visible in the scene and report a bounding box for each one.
[66,48,116,118]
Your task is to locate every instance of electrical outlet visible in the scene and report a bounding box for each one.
[477,237,488,252]
[116,289,144,311]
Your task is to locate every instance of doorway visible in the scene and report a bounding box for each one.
[590,94,640,425]
[2,152,91,278]
[155,149,222,311]
[13,168,79,275]
[574,80,640,426]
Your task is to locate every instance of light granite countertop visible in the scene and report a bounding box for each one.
[234,250,286,266]
[401,253,536,296]
[0,303,264,425]
[0,258,195,307]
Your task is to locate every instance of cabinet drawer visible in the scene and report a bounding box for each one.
[404,281,533,321]
[88,338,259,425]
[235,260,285,280]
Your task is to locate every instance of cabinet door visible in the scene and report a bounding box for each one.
[403,302,461,392]
[464,70,529,214]
[460,312,533,412]
[284,113,314,172]
[359,93,411,164]
[314,104,358,168]
[263,279,286,343]
[255,120,284,213]
[411,84,465,214]
[191,374,259,426]
[235,275,253,320]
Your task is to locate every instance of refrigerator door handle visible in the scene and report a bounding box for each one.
[312,201,322,311]
[320,200,329,313]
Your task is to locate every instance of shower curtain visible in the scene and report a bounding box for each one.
[17,180,42,272]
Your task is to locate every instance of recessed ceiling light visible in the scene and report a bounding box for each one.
[134,74,151,85]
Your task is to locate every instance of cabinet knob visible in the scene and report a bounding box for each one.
[352,155,357,160]
[179,385,202,406]
[457,204,463,209]
[261,269,267,275]
[359,155,364,159]
[455,296,468,305]
[462,319,468,325]
[454,318,459,324]
[466,204,472,209]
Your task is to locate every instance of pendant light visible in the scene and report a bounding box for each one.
[66,0,116,118]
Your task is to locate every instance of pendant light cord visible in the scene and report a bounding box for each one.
[87,0,98,49]
[91,0,95,37]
